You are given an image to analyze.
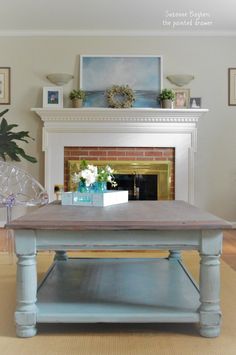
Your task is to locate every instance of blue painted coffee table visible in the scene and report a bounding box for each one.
[8,201,231,338]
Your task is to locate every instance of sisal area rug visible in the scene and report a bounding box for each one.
[0,251,236,355]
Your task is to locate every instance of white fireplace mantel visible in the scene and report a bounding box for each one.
[32,108,208,202]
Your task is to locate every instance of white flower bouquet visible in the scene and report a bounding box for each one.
[72,160,117,189]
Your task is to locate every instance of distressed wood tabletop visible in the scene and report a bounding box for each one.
[7,201,232,231]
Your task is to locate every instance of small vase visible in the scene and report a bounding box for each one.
[78,181,90,193]
[72,99,83,108]
[161,99,173,109]
[94,181,107,193]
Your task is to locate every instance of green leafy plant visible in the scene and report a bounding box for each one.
[159,89,175,101]
[0,109,37,163]
[69,89,86,101]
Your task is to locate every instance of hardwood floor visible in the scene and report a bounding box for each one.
[1,228,236,270]
[0,228,9,251]
[222,230,236,271]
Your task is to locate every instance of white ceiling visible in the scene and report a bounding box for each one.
[0,0,236,36]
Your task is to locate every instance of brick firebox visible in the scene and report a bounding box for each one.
[64,147,175,200]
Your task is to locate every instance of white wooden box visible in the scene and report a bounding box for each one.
[61,190,128,207]
[92,190,128,207]
[61,192,73,205]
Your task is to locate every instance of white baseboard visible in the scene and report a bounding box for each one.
[0,220,6,228]
[229,221,236,229]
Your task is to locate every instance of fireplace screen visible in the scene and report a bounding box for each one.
[112,174,157,200]
[67,160,173,200]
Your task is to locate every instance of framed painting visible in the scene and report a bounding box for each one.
[0,67,11,105]
[228,68,236,106]
[80,55,163,108]
[190,97,202,108]
[173,88,190,109]
[43,87,63,108]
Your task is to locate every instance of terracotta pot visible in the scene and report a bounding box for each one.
[161,99,173,109]
[72,99,83,108]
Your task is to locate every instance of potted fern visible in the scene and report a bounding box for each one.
[69,89,86,108]
[159,89,175,109]
[0,109,37,163]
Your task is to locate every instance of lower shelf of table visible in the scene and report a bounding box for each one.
[36,258,200,323]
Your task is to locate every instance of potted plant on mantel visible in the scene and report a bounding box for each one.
[159,89,175,109]
[69,89,86,108]
[0,109,37,163]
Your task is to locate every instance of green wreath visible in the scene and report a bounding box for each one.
[106,85,135,108]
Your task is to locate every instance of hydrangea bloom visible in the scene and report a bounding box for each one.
[73,160,117,188]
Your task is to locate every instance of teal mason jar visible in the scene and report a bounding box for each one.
[94,181,107,193]
[78,181,90,193]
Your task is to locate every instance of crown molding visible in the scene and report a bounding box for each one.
[0,29,236,37]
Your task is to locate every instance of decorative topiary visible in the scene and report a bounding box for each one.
[69,89,86,101]
[69,89,86,108]
[159,88,175,101]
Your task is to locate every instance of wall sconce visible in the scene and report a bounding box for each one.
[166,74,194,87]
[46,73,74,86]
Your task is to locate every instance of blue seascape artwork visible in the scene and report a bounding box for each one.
[80,56,162,108]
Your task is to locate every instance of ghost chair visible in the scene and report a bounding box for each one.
[0,161,48,263]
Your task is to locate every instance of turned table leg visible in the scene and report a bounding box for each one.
[14,230,37,338]
[15,254,37,337]
[168,250,181,260]
[54,250,68,261]
[199,254,221,337]
[199,230,222,338]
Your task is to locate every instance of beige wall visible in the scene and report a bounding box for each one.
[0,36,235,220]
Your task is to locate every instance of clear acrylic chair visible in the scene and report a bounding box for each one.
[0,161,48,263]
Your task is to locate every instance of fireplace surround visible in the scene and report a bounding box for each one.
[32,107,208,202]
